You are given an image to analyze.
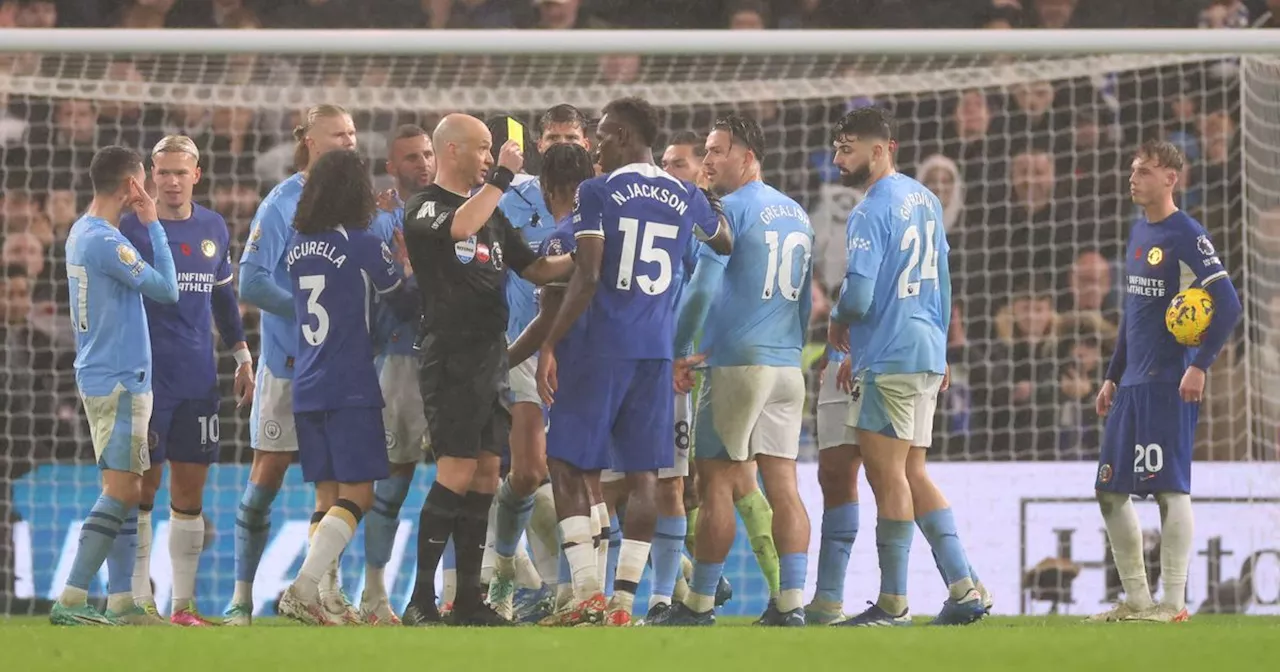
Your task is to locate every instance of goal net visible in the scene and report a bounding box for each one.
[2,32,1278,619]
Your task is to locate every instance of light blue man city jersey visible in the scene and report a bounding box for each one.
[845,173,950,375]
[368,203,419,356]
[700,181,813,368]
[65,215,176,396]
[240,172,306,378]
[500,174,557,344]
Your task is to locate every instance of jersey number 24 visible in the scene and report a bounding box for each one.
[898,220,940,299]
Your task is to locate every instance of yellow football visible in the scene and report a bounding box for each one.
[1165,287,1214,346]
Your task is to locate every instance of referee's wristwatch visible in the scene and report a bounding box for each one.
[486,166,515,192]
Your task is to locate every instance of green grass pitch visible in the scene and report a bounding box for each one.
[4,616,1280,672]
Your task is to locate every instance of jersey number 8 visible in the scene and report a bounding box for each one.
[762,230,812,301]
[898,220,940,300]
[616,217,679,296]
[298,274,330,346]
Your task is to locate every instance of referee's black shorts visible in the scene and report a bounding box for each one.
[418,331,511,460]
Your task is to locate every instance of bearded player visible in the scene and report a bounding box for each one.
[357,124,435,625]
[1091,140,1241,623]
[228,104,359,625]
[119,136,253,626]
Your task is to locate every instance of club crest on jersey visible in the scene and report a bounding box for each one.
[1098,463,1113,484]
[476,243,491,264]
[1146,247,1163,266]
[201,239,217,258]
[455,236,477,264]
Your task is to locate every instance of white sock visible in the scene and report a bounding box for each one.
[319,560,339,598]
[107,592,134,614]
[132,510,153,604]
[169,512,204,612]
[1098,492,1154,610]
[527,483,560,585]
[59,586,89,608]
[1156,492,1193,611]
[494,553,516,583]
[364,566,387,601]
[442,569,457,606]
[648,593,672,610]
[481,499,499,584]
[232,581,253,607]
[590,503,608,589]
[613,539,650,614]
[514,541,542,590]
[297,515,355,602]
[673,573,690,603]
[559,515,600,600]
[555,582,573,611]
[779,588,805,614]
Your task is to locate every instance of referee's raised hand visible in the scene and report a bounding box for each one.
[497,139,524,175]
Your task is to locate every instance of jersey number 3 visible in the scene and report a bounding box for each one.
[898,220,939,299]
[616,217,679,295]
[299,274,330,346]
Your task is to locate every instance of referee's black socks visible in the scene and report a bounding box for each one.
[410,483,464,608]
[452,491,496,612]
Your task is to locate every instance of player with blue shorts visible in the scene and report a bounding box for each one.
[537,97,732,626]
[228,104,359,625]
[826,107,985,627]
[361,123,435,625]
[657,114,813,627]
[489,105,592,622]
[1090,140,1241,623]
[506,142,599,621]
[277,149,417,625]
[51,146,179,626]
[119,136,253,626]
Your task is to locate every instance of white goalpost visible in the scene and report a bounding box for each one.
[1,28,1278,619]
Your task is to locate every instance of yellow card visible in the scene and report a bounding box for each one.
[507,118,525,152]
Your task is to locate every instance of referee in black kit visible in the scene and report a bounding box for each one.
[401,113,573,626]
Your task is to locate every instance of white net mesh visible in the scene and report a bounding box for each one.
[2,44,1278,618]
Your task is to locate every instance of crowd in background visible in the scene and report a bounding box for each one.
[0,0,1275,480]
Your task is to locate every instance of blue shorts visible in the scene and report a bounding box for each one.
[1096,383,1198,495]
[295,407,390,484]
[149,396,221,465]
[546,356,674,473]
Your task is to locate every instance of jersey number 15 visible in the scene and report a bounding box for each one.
[898,220,940,300]
[616,217,679,296]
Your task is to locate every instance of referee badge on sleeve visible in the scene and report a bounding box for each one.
[455,235,477,264]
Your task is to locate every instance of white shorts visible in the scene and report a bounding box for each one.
[697,365,805,462]
[82,384,153,475]
[509,355,542,406]
[847,370,944,449]
[249,366,298,452]
[379,354,429,464]
[601,392,691,483]
[816,361,857,450]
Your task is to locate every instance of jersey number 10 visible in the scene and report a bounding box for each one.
[898,220,940,300]
[761,230,811,301]
[616,217,679,296]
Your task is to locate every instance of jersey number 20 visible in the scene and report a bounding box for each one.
[298,274,330,345]
[898,220,940,299]
[616,217,679,295]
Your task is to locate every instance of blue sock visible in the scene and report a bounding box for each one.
[494,479,536,558]
[105,509,138,596]
[365,474,412,569]
[67,494,128,591]
[604,516,621,597]
[650,515,687,602]
[689,561,724,612]
[876,518,914,600]
[917,508,973,594]
[779,552,807,612]
[234,482,277,585]
[816,502,858,604]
